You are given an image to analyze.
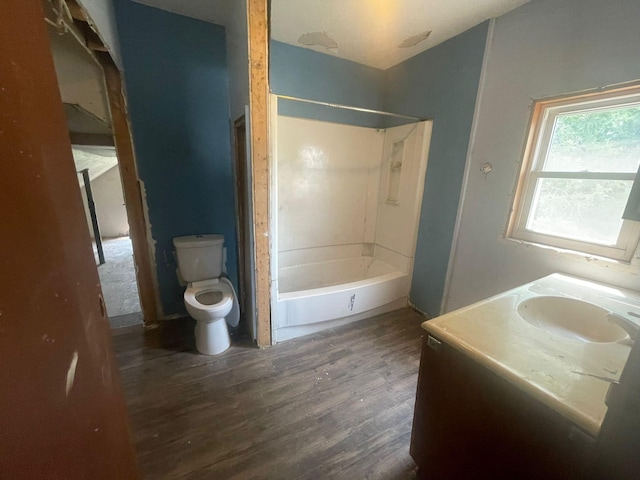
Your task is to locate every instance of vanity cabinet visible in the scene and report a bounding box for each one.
[410,334,596,480]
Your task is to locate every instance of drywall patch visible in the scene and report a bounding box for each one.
[298,31,338,49]
[399,30,432,48]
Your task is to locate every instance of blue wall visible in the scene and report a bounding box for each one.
[114,0,237,317]
[270,41,386,127]
[384,22,489,316]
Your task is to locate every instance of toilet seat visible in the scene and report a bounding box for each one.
[184,279,233,317]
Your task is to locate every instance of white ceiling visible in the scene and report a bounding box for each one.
[271,0,530,69]
[133,0,529,70]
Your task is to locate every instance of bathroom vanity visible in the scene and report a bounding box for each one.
[410,274,640,479]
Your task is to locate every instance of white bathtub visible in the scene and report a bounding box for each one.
[272,256,410,342]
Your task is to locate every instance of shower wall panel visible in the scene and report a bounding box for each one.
[277,116,384,255]
[375,122,432,263]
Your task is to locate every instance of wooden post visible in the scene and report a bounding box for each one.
[99,54,160,327]
[247,0,271,346]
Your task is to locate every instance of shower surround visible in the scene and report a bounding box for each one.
[271,114,432,342]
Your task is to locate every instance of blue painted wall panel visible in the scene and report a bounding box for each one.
[114,0,237,316]
[384,22,489,316]
[270,41,386,127]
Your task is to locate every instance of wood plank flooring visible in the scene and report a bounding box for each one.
[112,308,427,479]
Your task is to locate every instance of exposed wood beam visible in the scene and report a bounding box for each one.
[98,52,160,327]
[247,0,271,346]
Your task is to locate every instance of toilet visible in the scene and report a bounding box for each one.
[173,234,240,355]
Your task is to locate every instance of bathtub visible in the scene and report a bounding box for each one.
[272,256,410,342]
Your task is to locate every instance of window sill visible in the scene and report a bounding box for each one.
[501,236,640,270]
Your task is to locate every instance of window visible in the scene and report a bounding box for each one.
[509,86,640,261]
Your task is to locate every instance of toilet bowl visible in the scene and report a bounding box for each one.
[173,234,240,356]
[183,277,240,355]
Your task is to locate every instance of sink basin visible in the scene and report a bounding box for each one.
[517,296,628,343]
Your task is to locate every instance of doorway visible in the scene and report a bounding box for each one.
[74,146,143,328]
[44,0,152,330]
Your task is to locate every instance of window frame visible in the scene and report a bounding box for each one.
[508,86,640,262]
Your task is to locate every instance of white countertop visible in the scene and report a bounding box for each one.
[422,273,640,437]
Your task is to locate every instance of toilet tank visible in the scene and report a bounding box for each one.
[173,234,224,282]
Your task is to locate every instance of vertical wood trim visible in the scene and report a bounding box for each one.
[100,55,160,327]
[247,0,271,346]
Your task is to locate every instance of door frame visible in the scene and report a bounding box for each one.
[56,0,271,334]
[100,54,160,327]
[48,0,160,326]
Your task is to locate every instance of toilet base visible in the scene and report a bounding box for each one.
[195,317,230,355]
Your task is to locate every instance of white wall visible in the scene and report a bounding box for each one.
[276,116,432,278]
[49,29,110,125]
[374,121,431,272]
[80,165,129,239]
[446,0,640,311]
[277,116,384,258]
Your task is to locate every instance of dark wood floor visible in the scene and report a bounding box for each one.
[112,308,427,480]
